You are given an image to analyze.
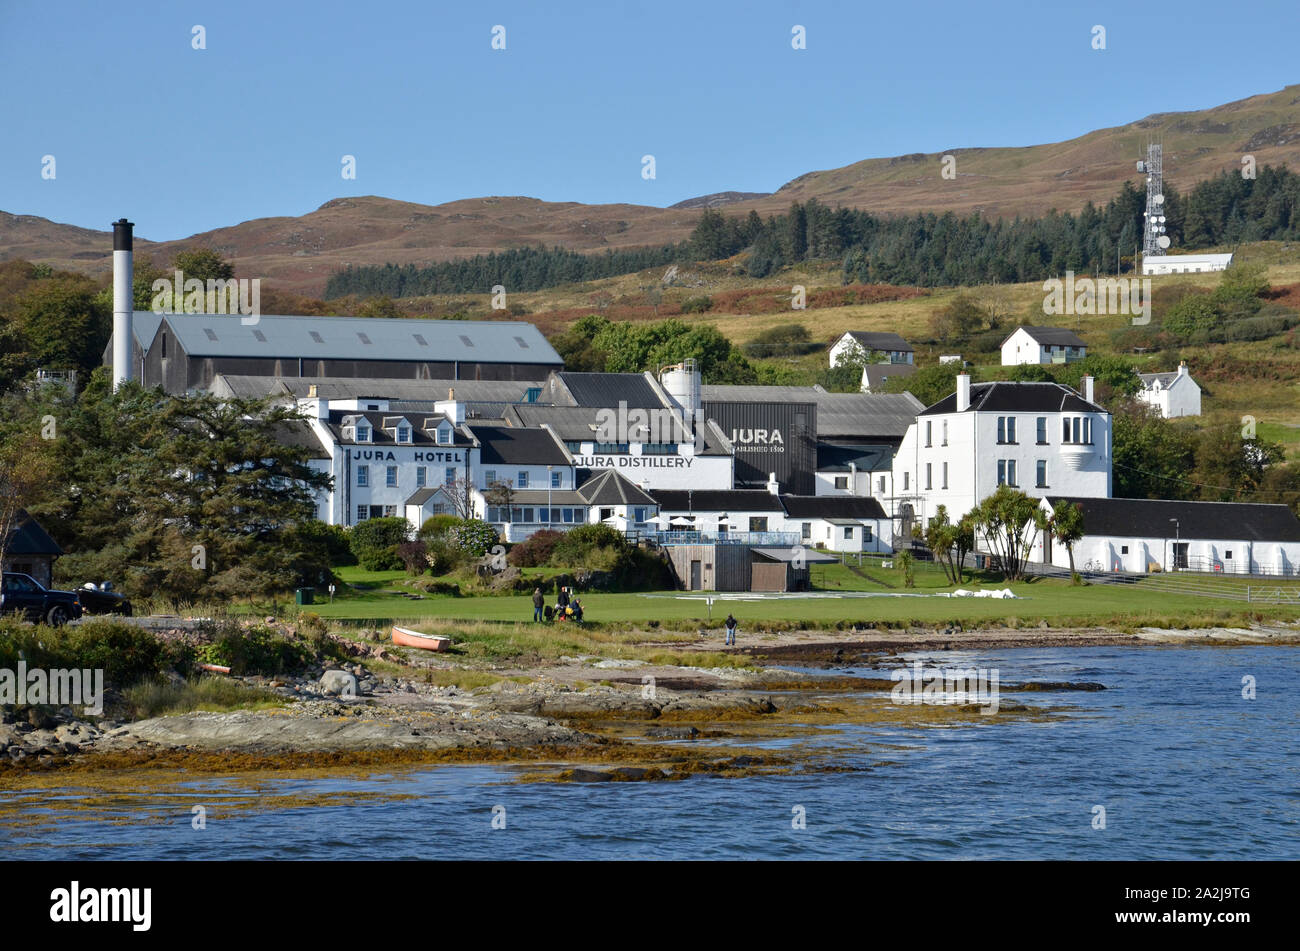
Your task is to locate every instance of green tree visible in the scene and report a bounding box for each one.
[1047,499,1086,582]
[880,362,968,408]
[974,485,1047,581]
[171,248,235,283]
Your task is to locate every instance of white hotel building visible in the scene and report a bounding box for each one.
[891,374,1111,531]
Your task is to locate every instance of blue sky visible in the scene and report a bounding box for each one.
[1,0,1296,241]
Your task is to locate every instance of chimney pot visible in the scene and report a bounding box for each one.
[956,373,971,412]
[1083,375,1095,404]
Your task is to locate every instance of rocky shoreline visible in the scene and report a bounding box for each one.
[1,621,1294,772]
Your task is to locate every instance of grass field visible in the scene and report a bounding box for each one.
[301,566,1300,631]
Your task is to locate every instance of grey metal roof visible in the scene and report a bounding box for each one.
[270,420,332,459]
[102,311,165,364]
[812,393,923,439]
[702,384,825,403]
[842,331,913,352]
[503,404,729,455]
[209,375,544,402]
[751,547,838,564]
[1007,325,1088,347]
[159,314,563,364]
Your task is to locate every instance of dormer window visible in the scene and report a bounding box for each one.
[437,427,452,445]
[356,424,371,443]
[396,426,412,444]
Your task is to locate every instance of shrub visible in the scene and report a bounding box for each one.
[424,536,462,575]
[419,514,464,540]
[293,520,355,567]
[200,623,314,676]
[743,323,812,358]
[680,295,713,314]
[1225,313,1298,342]
[551,523,628,567]
[451,519,500,558]
[1163,293,1220,339]
[396,540,429,575]
[349,516,411,571]
[507,529,564,567]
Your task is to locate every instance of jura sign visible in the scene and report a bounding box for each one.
[729,428,784,451]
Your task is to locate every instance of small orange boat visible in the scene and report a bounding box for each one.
[391,626,452,652]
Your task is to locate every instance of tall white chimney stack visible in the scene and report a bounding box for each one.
[956,373,971,412]
[111,218,134,389]
[1083,374,1095,404]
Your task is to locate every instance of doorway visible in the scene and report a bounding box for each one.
[690,560,702,590]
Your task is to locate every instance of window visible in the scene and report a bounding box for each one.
[484,470,496,485]
[356,465,369,487]
[925,421,932,447]
[749,517,768,532]
[864,526,873,543]
[843,526,854,540]
[517,471,529,489]
[1036,417,1047,444]
[551,470,562,488]
[383,505,396,518]
[1036,460,1047,488]
[445,467,455,485]
[941,420,948,446]
[1062,418,1071,442]
[355,505,368,522]
[1121,545,1129,554]
[878,476,886,494]
[437,427,452,445]
[997,460,1006,485]
[1225,550,1234,560]
[600,508,613,521]
[1007,460,1017,486]
[941,462,948,489]
[925,463,932,490]
[801,522,811,540]
[998,460,1018,486]
[1072,418,1081,443]
[641,443,676,455]
[386,465,398,488]
[563,508,578,523]
[903,472,910,491]
[834,476,848,490]
[633,507,647,523]
[416,467,427,488]
[396,426,411,444]
[356,425,371,443]
[369,505,385,519]
[1084,417,1093,444]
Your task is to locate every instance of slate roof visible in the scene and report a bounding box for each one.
[779,495,888,520]
[1045,496,1300,542]
[920,381,1105,416]
[1138,371,1186,389]
[158,314,563,365]
[840,331,913,353]
[816,443,895,472]
[270,420,332,459]
[3,510,62,557]
[651,490,784,512]
[548,371,666,409]
[503,404,729,455]
[326,410,473,448]
[576,469,658,506]
[467,425,570,466]
[1006,325,1087,348]
[405,487,443,505]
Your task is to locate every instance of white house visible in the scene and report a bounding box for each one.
[830,331,914,368]
[1136,362,1201,418]
[1035,496,1300,576]
[1141,253,1233,276]
[1001,326,1087,366]
[891,375,1112,535]
[780,495,892,553]
[860,362,917,393]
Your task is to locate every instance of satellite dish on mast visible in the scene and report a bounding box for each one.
[1157,235,1171,249]
[1154,194,1165,205]
[1137,161,1147,172]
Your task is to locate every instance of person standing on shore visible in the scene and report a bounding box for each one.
[532,587,544,622]
[724,613,738,646]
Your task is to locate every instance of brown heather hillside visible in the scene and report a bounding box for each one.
[5,84,1300,296]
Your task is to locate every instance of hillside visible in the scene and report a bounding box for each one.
[4,85,1300,295]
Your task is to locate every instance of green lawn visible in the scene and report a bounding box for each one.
[297,569,1299,630]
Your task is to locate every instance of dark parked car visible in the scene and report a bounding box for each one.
[0,572,84,626]
[77,582,133,616]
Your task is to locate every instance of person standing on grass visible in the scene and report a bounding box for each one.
[532,587,544,622]
[724,613,738,646]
